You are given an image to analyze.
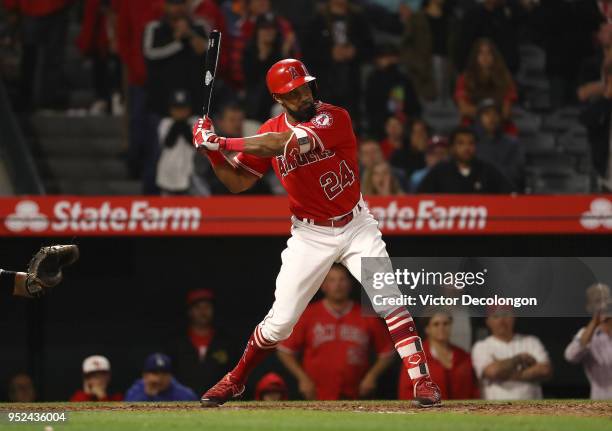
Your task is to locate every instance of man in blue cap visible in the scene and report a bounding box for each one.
[124,353,198,401]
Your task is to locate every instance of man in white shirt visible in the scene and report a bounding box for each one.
[472,307,553,400]
[565,283,612,400]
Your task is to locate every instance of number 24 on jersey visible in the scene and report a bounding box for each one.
[319,160,355,200]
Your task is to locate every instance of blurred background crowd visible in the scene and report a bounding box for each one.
[1,0,612,196]
[5,266,611,402]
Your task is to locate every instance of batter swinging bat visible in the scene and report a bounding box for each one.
[203,30,222,117]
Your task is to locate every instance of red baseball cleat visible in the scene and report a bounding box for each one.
[413,377,442,408]
[200,373,245,407]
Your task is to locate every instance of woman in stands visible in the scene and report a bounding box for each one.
[455,38,518,135]
[361,160,404,196]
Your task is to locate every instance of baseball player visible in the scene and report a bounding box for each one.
[0,245,79,299]
[193,59,441,407]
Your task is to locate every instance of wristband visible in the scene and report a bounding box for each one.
[221,138,246,152]
[206,150,226,167]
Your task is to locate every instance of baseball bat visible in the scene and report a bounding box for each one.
[202,30,222,118]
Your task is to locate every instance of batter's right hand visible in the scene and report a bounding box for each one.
[298,376,316,400]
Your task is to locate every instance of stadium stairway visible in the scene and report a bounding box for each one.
[23,13,140,195]
[28,114,140,195]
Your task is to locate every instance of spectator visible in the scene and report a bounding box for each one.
[277,264,395,400]
[455,38,518,135]
[115,0,164,179]
[229,0,298,89]
[473,98,524,190]
[456,0,524,74]
[401,0,456,102]
[7,373,36,403]
[535,0,603,107]
[365,43,421,138]
[168,289,237,396]
[359,139,385,173]
[192,0,228,33]
[398,310,479,400]
[362,161,404,196]
[409,135,449,191]
[303,0,375,125]
[269,0,319,37]
[358,0,418,35]
[155,90,198,195]
[390,118,431,179]
[564,283,612,400]
[76,0,122,115]
[70,355,123,402]
[417,127,515,193]
[4,0,73,111]
[580,60,612,192]
[243,13,296,122]
[125,353,198,401]
[142,0,208,194]
[379,116,407,160]
[254,372,289,401]
[143,0,208,117]
[472,307,553,400]
[359,139,409,190]
[577,23,612,103]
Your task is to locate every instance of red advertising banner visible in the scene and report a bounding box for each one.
[0,195,611,236]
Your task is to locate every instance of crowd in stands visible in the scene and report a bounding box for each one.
[6,268,611,402]
[2,0,612,194]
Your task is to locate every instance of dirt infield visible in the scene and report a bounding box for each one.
[2,400,611,418]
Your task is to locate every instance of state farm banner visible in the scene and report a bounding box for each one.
[0,195,611,236]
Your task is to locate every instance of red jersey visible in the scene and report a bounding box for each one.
[189,328,214,360]
[234,103,361,220]
[279,301,394,400]
[398,340,479,400]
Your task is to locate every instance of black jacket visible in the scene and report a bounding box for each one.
[390,146,426,180]
[242,42,283,122]
[365,64,422,138]
[302,6,374,118]
[168,330,239,396]
[417,158,515,194]
[474,126,524,190]
[580,97,612,178]
[143,18,208,116]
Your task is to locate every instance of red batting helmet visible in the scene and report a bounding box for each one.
[266,59,316,95]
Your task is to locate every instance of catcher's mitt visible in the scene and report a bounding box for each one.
[26,245,80,297]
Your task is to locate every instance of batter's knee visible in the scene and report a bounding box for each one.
[258,313,298,344]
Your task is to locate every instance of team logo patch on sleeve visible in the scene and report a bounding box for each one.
[312,112,333,128]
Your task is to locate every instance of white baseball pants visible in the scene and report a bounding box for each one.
[259,197,399,343]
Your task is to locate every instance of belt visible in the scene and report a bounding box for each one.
[298,203,363,228]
